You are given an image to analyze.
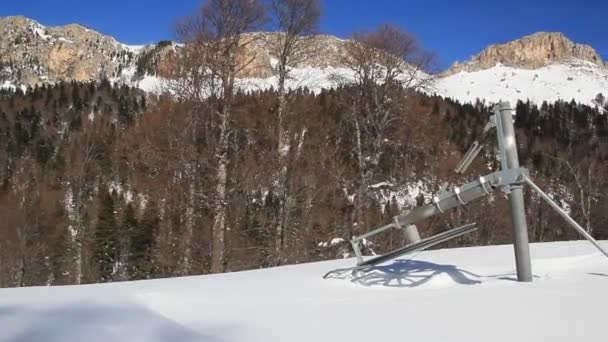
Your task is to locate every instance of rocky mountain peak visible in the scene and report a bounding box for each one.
[0,16,351,87]
[447,32,604,74]
[0,16,137,86]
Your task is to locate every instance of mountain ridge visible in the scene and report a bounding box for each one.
[445,31,605,75]
[1,16,606,108]
[0,15,139,86]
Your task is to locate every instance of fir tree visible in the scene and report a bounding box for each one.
[128,203,159,279]
[94,189,119,282]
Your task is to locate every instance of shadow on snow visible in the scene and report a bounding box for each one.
[0,300,227,342]
[326,259,537,288]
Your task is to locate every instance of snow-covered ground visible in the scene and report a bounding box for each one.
[118,65,357,95]
[436,60,608,107]
[1,240,607,342]
[120,58,608,109]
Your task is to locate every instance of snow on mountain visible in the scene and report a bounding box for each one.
[1,240,607,342]
[119,49,607,108]
[1,16,606,109]
[435,59,608,107]
[131,59,607,108]
[435,32,607,107]
[120,43,147,54]
[238,65,354,94]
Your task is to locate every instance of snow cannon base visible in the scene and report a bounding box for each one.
[323,223,477,279]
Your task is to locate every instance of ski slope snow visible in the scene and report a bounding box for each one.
[1,240,608,342]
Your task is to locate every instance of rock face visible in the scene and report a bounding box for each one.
[0,16,142,86]
[1,15,606,93]
[0,16,350,87]
[447,32,604,75]
[237,32,349,78]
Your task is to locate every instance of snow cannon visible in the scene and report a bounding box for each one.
[325,102,608,281]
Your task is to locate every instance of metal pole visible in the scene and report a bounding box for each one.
[524,176,608,259]
[498,102,533,282]
[403,224,421,244]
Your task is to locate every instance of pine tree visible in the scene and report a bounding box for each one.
[128,203,158,279]
[94,189,119,282]
[118,96,133,124]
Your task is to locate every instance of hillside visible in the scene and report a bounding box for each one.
[1,240,607,342]
[1,16,607,107]
[127,30,608,108]
[438,32,608,106]
[436,60,608,106]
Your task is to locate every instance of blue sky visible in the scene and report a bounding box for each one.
[2,0,606,69]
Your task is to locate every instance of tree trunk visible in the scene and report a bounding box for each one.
[211,157,227,273]
[211,106,230,273]
[352,107,367,239]
[74,236,83,285]
[274,69,289,265]
[73,187,84,285]
[180,178,196,275]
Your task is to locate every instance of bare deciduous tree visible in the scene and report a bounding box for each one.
[338,24,436,240]
[63,114,112,284]
[547,154,606,235]
[170,0,266,273]
[268,0,321,264]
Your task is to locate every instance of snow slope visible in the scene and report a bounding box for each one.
[1,240,608,342]
[436,60,608,107]
[118,65,356,96]
[122,59,608,109]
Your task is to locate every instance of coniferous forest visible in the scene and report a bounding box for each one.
[0,79,607,287]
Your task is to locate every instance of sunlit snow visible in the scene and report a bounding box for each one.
[1,240,607,342]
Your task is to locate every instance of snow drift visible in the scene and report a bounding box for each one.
[1,240,608,342]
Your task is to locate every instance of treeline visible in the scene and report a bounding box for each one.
[0,80,148,286]
[0,80,607,287]
[0,79,469,286]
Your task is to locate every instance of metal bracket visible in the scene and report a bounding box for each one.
[454,186,466,205]
[433,196,445,213]
[479,176,492,194]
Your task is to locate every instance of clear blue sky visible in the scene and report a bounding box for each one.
[2,0,607,70]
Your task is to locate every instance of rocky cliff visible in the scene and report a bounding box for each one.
[0,16,349,87]
[235,32,349,78]
[0,16,144,86]
[447,32,604,75]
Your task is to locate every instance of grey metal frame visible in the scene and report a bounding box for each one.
[344,101,608,282]
[498,103,533,282]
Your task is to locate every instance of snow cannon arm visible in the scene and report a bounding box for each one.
[454,119,497,174]
[349,168,529,265]
[395,168,528,227]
